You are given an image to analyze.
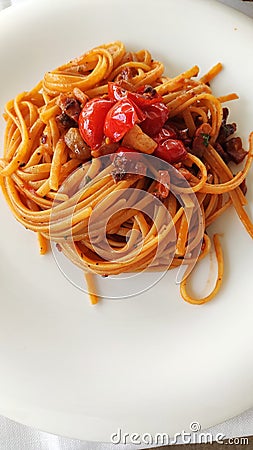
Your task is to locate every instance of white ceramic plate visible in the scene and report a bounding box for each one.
[0,0,252,442]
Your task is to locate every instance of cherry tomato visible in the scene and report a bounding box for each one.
[154,130,188,164]
[162,125,178,139]
[79,98,114,149]
[139,102,169,137]
[107,82,168,137]
[108,82,126,101]
[154,127,177,141]
[104,99,139,142]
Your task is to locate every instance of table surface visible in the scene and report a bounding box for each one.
[0,0,252,448]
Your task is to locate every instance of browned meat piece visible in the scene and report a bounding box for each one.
[217,107,237,144]
[215,142,230,163]
[64,128,91,160]
[192,136,207,158]
[56,112,77,131]
[225,137,247,164]
[222,107,229,122]
[218,122,237,144]
[213,108,246,165]
[56,94,81,122]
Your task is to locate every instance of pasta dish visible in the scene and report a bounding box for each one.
[0,41,252,305]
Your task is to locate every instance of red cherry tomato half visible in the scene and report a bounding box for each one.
[104,99,139,142]
[79,98,114,149]
[108,82,127,101]
[154,137,188,164]
[139,102,169,137]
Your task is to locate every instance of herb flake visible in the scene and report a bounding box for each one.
[202,133,210,147]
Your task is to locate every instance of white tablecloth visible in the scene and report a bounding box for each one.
[0,0,252,448]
